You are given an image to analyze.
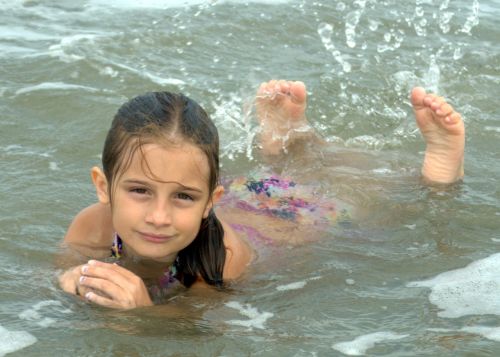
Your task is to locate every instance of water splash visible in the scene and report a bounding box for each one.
[422,55,440,93]
[213,93,257,161]
[460,0,479,34]
[345,10,362,48]
[438,11,454,34]
[377,29,405,53]
[317,22,351,73]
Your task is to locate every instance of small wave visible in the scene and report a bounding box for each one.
[89,0,290,10]
[45,33,104,62]
[101,60,186,86]
[0,25,56,41]
[428,326,500,342]
[332,331,408,356]
[15,82,103,96]
[0,144,53,158]
[276,280,307,291]
[0,324,37,357]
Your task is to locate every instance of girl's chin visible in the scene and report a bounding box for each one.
[134,251,177,264]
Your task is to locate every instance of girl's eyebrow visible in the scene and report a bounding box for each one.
[122,179,204,193]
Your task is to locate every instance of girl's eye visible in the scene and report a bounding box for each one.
[176,192,194,201]
[130,188,148,195]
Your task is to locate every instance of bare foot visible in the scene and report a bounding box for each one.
[411,87,465,184]
[256,80,310,155]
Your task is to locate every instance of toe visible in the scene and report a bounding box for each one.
[445,112,461,125]
[257,82,267,95]
[429,96,445,111]
[437,102,453,117]
[277,80,291,94]
[290,81,307,104]
[411,87,427,108]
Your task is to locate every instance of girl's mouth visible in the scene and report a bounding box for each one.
[139,232,174,243]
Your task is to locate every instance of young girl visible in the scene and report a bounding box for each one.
[58,80,465,309]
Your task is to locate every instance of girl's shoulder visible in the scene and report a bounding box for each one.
[64,203,114,249]
[220,219,254,280]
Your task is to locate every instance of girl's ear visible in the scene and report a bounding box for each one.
[203,185,224,218]
[91,166,110,204]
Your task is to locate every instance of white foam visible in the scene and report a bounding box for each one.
[461,326,500,342]
[332,331,408,356]
[225,301,273,330]
[15,82,102,96]
[408,253,500,318]
[0,325,37,357]
[485,126,500,133]
[19,300,72,328]
[276,281,307,291]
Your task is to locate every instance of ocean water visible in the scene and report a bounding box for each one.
[1,0,499,355]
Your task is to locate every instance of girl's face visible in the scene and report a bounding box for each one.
[98,142,221,263]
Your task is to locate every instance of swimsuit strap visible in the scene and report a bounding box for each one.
[110,232,123,258]
[110,233,177,289]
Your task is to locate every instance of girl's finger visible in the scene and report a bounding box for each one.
[84,260,138,277]
[81,260,137,289]
[79,276,119,300]
[84,291,121,309]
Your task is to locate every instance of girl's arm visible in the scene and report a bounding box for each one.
[56,203,113,297]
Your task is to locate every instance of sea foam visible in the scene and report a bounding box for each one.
[18,300,72,328]
[0,325,37,357]
[408,253,500,318]
[332,331,408,356]
[225,301,273,330]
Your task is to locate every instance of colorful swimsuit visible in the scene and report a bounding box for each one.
[220,173,350,245]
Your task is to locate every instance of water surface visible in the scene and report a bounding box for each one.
[1,0,500,355]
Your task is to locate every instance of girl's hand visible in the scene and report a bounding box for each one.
[59,264,94,298]
[78,260,153,309]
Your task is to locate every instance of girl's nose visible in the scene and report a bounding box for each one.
[145,201,172,226]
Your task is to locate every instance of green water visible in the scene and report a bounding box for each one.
[1,0,500,355]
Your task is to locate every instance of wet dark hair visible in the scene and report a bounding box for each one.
[102,91,225,287]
